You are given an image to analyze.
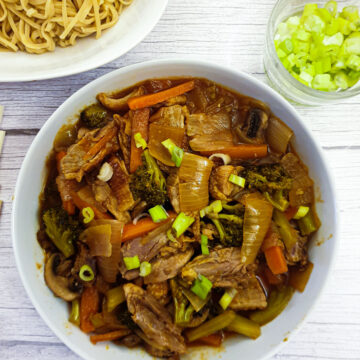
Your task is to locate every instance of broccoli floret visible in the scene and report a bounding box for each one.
[241,164,292,192]
[80,103,109,129]
[210,214,243,247]
[43,208,82,258]
[130,149,168,208]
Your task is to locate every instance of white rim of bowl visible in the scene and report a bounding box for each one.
[2,0,168,82]
[12,59,340,360]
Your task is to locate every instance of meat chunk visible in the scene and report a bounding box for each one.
[166,171,180,213]
[92,180,130,222]
[186,112,231,137]
[150,105,185,128]
[229,277,267,311]
[285,230,308,266]
[124,284,186,354]
[181,247,255,287]
[56,174,80,203]
[120,222,172,280]
[114,114,131,168]
[61,121,119,182]
[209,165,240,200]
[144,246,194,284]
[108,156,135,211]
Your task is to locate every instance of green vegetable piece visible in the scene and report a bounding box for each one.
[304,14,325,34]
[172,212,195,237]
[170,279,193,325]
[123,255,140,270]
[317,8,332,23]
[264,190,289,212]
[200,200,222,218]
[186,310,236,342]
[226,314,261,339]
[201,234,209,255]
[219,288,238,310]
[273,209,298,252]
[312,73,335,91]
[134,132,147,150]
[302,3,318,18]
[228,174,246,188]
[298,208,319,235]
[250,286,294,325]
[346,54,360,71]
[148,205,168,223]
[79,264,94,282]
[81,103,109,129]
[293,206,310,220]
[106,286,126,312]
[161,138,184,167]
[69,299,80,326]
[325,1,337,16]
[43,208,80,258]
[130,149,168,208]
[182,286,209,312]
[334,71,350,89]
[279,39,294,54]
[341,6,359,23]
[139,261,152,277]
[191,275,213,300]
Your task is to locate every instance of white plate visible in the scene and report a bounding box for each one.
[0,0,168,82]
[12,59,339,360]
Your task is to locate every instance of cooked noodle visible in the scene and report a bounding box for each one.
[0,0,133,54]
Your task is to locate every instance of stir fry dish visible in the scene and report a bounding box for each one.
[37,78,319,358]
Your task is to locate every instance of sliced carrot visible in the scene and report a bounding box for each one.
[289,262,314,293]
[128,80,195,110]
[83,126,117,161]
[284,206,298,221]
[56,151,67,173]
[122,211,176,242]
[90,329,131,345]
[130,108,150,173]
[80,286,100,333]
[200,144,268,159]
[197,333,223,347]
[264,246,288,275]
[71,191,112,220]
[264,267,284,285]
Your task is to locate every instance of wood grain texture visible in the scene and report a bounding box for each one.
[0,0,360,359]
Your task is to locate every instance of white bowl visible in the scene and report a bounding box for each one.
[12,59,339,360]
[0,0,168,82]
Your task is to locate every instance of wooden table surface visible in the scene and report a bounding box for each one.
[1,0,360,359]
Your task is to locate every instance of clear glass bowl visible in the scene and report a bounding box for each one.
[264,0,360,105]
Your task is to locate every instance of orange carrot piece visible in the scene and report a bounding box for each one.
[200,144,268,159]
[264,267,284,285]
[90,329,131,345]
[264,246,288,275]
[130,108,150,173]
[197,333,223,347]
[80,286,100,333]
[128,81,195,110]
[56,151,67,173]
[289,262,314,292]
[284,206,298,221]
[122,211,176,242]
[83,127,117,161]
[71,191,112,220]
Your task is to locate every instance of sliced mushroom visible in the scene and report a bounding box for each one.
[44,253,81,301]
[97,87,144,112]
[235,108,269,144]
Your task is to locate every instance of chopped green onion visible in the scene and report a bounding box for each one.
[82,207,94,224]
[69,299,80,325]
[123,255,140,270]
[161,138,184,167]
[139,261,152,277]
[293,206,310,219]
[201,234,209,255]
[134,132,147,149]
[298,209,319,235]
[172,212,195,237]
[219,288,238,310]
[79,264,94,282]
[191,274,213,300]
[167,228,177,243]
[228,174,246,188]
[200,200,223,218]
[148,205,168,223]
[346,54,360,71]
[106,286,125,312]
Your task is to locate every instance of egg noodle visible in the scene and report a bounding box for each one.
[0,0,133,53]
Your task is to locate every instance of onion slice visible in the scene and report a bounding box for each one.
[266,117,293,154]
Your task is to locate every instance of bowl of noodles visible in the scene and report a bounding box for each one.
[0,0,168,81]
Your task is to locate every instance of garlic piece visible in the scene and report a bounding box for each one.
[97,162,113,182]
